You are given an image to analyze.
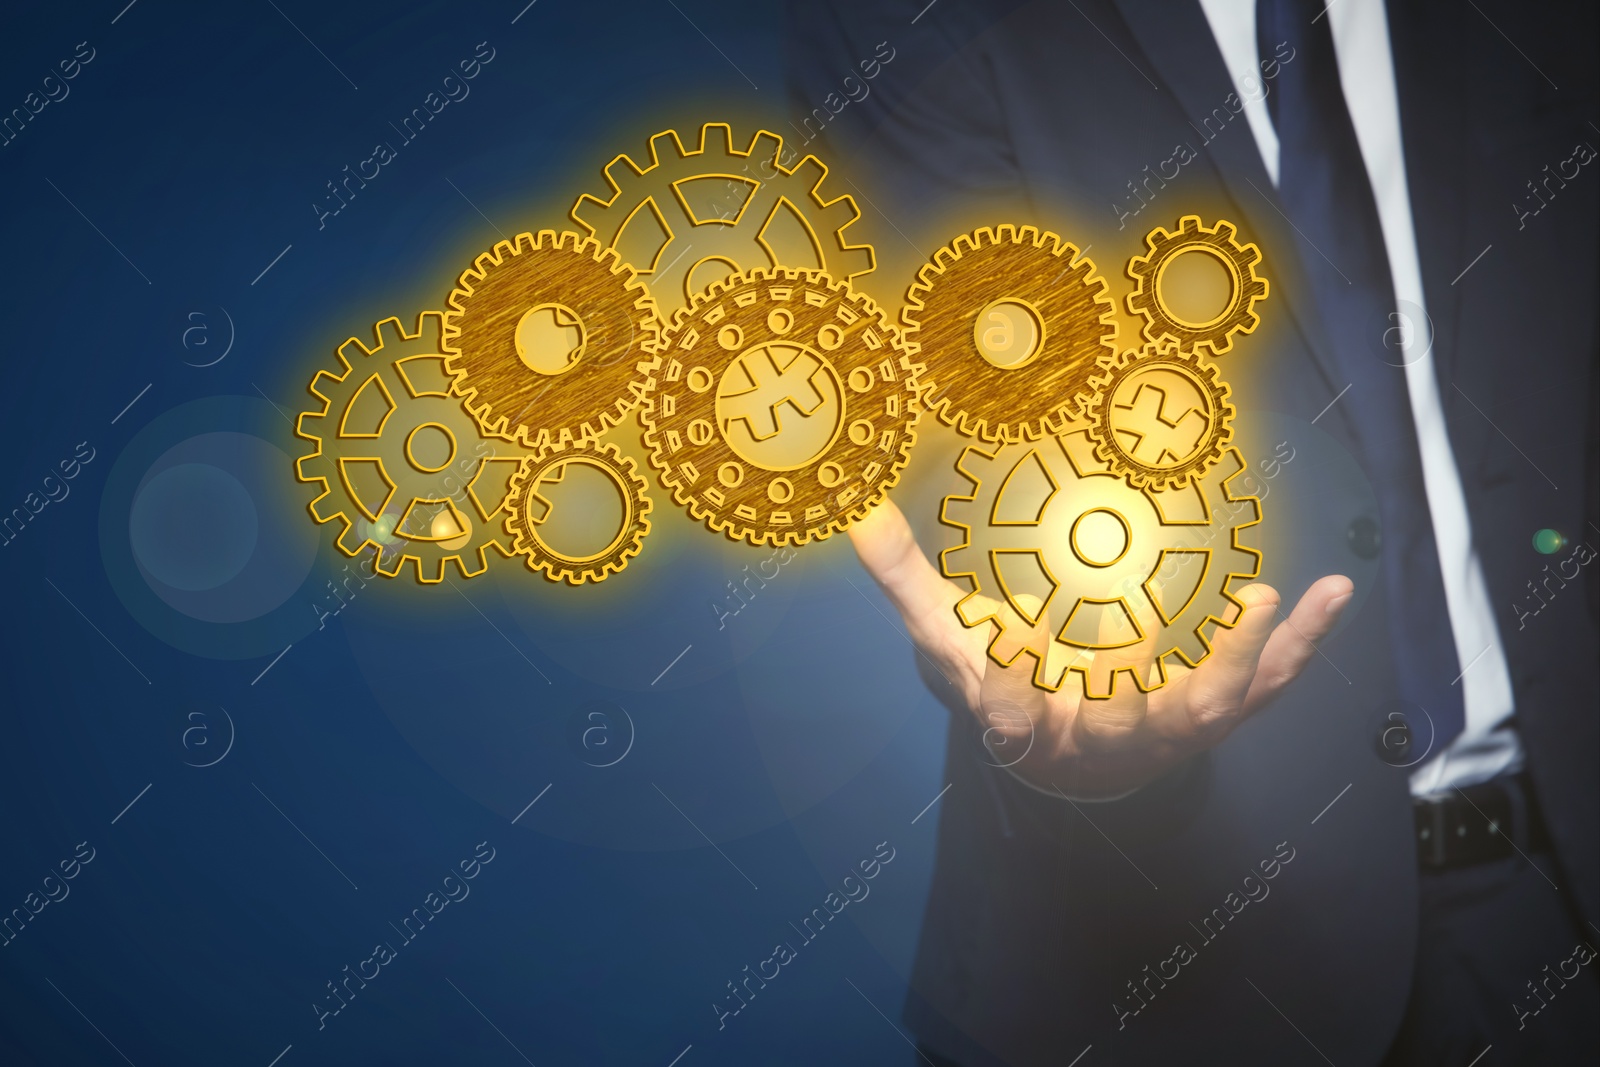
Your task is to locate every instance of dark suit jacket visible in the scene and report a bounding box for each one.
[787,2,1598,1063]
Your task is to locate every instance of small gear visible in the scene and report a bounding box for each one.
[641,266,921,547]
[940,420,1261,697]
[570,122,874,321]
[1087,344,1234,491]
[444,230,662,451]
[901,224,1117,444]
[295,313,528,583]
[1126,215,1268,355]
[504,439,651,585]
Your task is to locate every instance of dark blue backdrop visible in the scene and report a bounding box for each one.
[0,2,955,1063]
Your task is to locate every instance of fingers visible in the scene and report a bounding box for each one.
[848,497,953,622]
[1179,583,1282,735]
[1073,595,1158,745]
[1240,574,1354,712]
[979,594,1050,748]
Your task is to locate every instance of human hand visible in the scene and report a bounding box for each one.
[849,497,1354,798]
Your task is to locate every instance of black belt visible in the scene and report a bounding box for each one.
[1413,772,1552,870]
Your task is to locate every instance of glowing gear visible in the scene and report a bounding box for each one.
[940,421,1261,697]
[443,230,662,451]
[569,123,874,320]
[641,266,920,547]
[1087,344,1234,491]
[1126,215,1268,356]
[295,313,527,583]
[504,439,651,585]
[901,225,1116,444]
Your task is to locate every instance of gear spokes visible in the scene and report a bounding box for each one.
[570,123,874,321]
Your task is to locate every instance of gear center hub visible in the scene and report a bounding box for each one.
[524,458,634,564]
[973,298,1046,369]
[404,422,457,474]
[714,341,844,471]
[1069,507,1131,568]
[1154,246,1238,329]
[515,302,587,376]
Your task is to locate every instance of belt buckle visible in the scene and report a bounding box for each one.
[1416,794,1449,867]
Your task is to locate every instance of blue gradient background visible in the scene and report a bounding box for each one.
[0,3,952,1064]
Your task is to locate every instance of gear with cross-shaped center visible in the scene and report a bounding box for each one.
[1126,215,1268,356]
[640,265,921,547]
[295,312,529,583]
[940,419,1261,697]
[1086,343,1234,491]
[569,122,874,322]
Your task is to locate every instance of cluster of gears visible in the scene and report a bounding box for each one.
[293,122,1270,695]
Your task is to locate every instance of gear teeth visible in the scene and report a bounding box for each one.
[444,226,662,449]
[1088,343,1233,491]
[830,240,875,280]
[788,153,827,190]
[939,446,989,597]
[1126,215,1268,356]
[570,123,878,319]
[505,442,651,584]
[749,129,786,170]
[953,444,1001,486]
[336,334,371,364]
[797,156,875,280]
[370,316,409,351]
[295,311,534,584]
[954,587,997,628]
[603,152,646,189]
[1164,621,1212,667]
[699,122,737,157]
[649,128,690,165]
[903,223,1118,445]
[939,430,1265,697]
[939,494,980,535]
[641,266,916,547]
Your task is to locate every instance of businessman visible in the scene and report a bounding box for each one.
[788,1,1599,1063]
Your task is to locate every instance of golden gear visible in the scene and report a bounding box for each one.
[503,439,651,585]
[901,225,1117,444]
[295,313,528,583]
[1086,343,1235,491]
[569,122,874,321]
[1126,215,1268,355]
[641,266,921,547]
[940,420,1261,697]
[443,230,662,451]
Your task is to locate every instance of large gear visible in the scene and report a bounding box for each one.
[1126,215,1268,355]
[569,122,874,321]
[901,224,1117,444]
[444,230,662,451]
[1086,343,1235,491]
[295,313,528,583]
[504,439,651,585]
[940,420,1261,697]
[641,266,921,547]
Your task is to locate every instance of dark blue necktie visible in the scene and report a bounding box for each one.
[1256,0,1465,747]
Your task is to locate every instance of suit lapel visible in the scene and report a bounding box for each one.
[1110,0,1344,398]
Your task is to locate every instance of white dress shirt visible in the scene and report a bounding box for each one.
[1198,0,1522,795]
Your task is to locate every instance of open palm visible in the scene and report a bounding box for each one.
[850,497,1354,798]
